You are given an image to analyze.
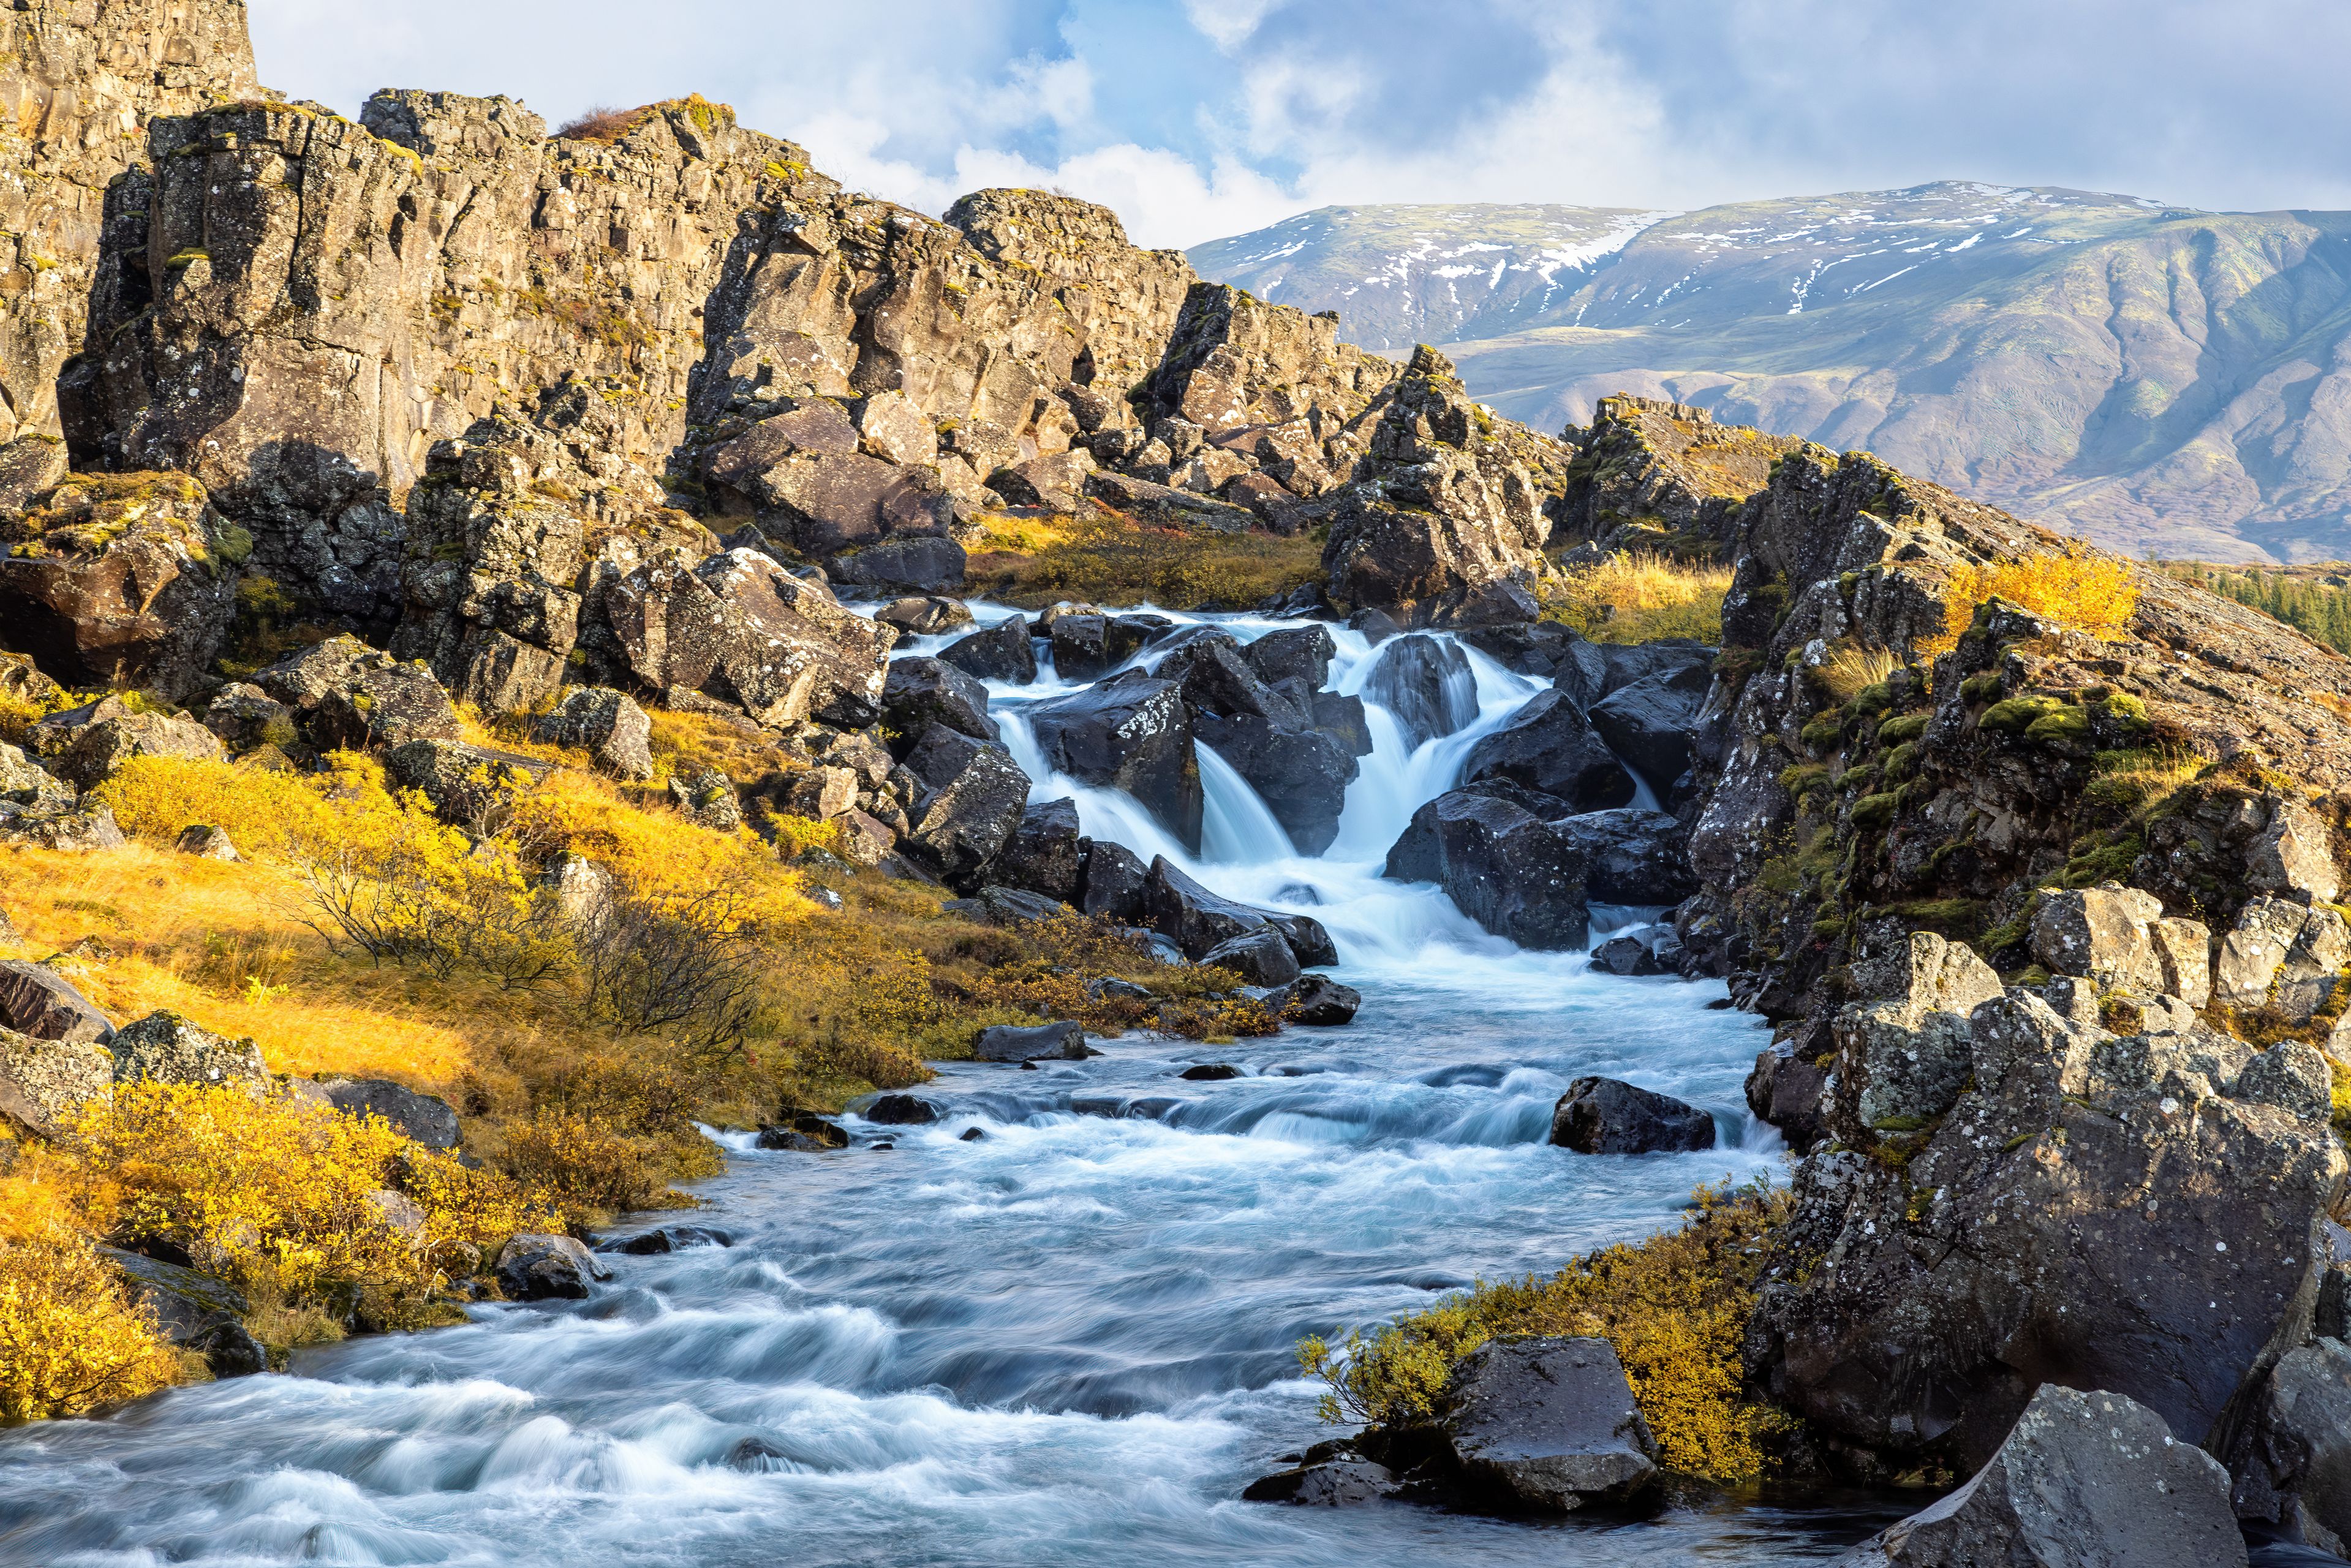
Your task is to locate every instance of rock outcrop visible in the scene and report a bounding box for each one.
[1437,1336,1659,1512]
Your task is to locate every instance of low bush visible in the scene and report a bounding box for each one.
[1541,551,1733,644]
[0,1225,179,1422]
[1926,553,2140,657]
[92,755,325,858]
[69,1082,552,1329]
[1299,1178,1798,1480]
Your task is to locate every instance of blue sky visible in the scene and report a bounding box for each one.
[251,0,2351,248]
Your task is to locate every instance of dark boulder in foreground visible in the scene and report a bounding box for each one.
[1440,1336,1658,1512]
[1588,935,1665,978]
[1839,1385,2244,1567]
[1461,689,1635,812]
[1272,972,1362,1026]
[1030,674,1202,852]
[1557,809,1696,906]
[1384,790,1588,950]
[861,1093,944,1125]
[1202,926,1301,987]
[1243,1458,1398,1506]
[757,1114,848,1151]
[1363,633,1478,749]
[937,617,1036,683]
[974,1020,1089,1062]
[497,1234,612,1301]
[1549,1077,1716,1154]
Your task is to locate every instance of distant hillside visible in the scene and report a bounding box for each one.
[1191,184,2351,563]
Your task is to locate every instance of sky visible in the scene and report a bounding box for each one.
[249,0,2351,251]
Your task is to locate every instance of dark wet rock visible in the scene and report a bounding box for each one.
[1363,634,1479,749]
[937,617,1036,684]
[255,635,466,751]
[1201,927,1302,987]
[0,959,115,1043]
[1460,622,1607,695]
[959,1126,988,1141]
[1588,935,1664,977]
[974,1020,1089,1063]
[862,1093,943,1125]
[597,1226,733,1256]
[318,1078,460,1150]
[530,687,655,780]
[1271,972,1362,1026]
[883,656,998,745]
[1181,1063,1241,1081]
[1557,809,1696,905]
[987,797,1087,903]
[757,1114,848,1151]
[1047,614,1147,682]
[1589,662,1711,796]
[1383,790,1589,950]
[1549,1077,1716,1154]
[1749,990,2349,1472]
[496,1233,613,1302]
[1243,1460,1398,1506]
[1439,1335,1659,1512]
[1140,858,1326,971]
[1461,690,1635,812]
[876,595,973,636]
[1598,639,1714,698]
[727,1436,793,1472]
[101,1247,264,1379]
[1195,709,1358,855]
[1839,1385,2244,1568]
[1079,839,1150,922]
[1267,912,1339,968]
[1746,1046,1831,1153]
[2230,1336,2351,1556]
[1243,625,1337,691]
[900,725,1031,886]
[1031,675,1201,852]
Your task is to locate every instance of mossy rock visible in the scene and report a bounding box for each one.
[1851,791,1901,829]
[2021,706,2090,744]
[1800,712,1845,753]
[1877,712,1930,746]
[1980,694,2067,734]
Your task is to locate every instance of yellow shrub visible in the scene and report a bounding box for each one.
[497,1109,703,1219]
[92,755,329,859]
[0,1225,179,1422]
[1300,1180,1795,1480]
[512,769,804,918]
[1928,554,2140,655]
[1543,551,1734,644]
[764,810,842,859]
[69,1082,550,1321]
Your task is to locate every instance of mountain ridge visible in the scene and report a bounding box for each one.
[1190,184,2351,562]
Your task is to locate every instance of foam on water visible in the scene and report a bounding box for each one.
[0,604,1903,1566]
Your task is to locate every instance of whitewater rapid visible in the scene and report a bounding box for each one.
[0,606,1906,1566]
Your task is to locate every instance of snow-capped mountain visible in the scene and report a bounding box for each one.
[1191,184,2351,563]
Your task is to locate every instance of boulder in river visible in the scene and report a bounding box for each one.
[987,797,1088,904]
[1461,690,1635,812]
[861,1093,944,1125]
[1440,1335,1659,1512]
[758,1114,849,1151]
[1242,625,1337,691]
[1048,613,1166,682]
[1557,809,1696,905]
[1271,972,1362,1026]
[102,1247,266,1379]
[937,617,1036,684]
[1079,839,1150,922]
[1243,1459,1399,1506]
[974,1020,1089,1063]
[1838,1385,2244,1568]
[1030,673,1202,853]
[1549,1077,1716,1154]
[900,726,1032,886]
[875,595,973,636]
[1363,633,1479,749]
[884,656,999,745]
[1588,935,1664,977]
[1141,858,1331,971]
[1201,927,1301,987]
[1588,662,1711,797]
[497,1233,613,1301]
[597,1226,733,1255]
[1383,790,1590,951]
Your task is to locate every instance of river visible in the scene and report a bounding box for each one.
[0,608,1912,1565]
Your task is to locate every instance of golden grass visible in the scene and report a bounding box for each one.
[1923,553,2140,658]
[968,511,1325,610]
[1542,550,1734,644]
[1813,643,1902,704]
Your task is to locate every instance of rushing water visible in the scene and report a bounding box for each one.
[0,607,1913,1566]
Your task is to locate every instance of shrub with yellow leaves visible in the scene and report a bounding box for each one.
[1922,552,2141,658]
[0,1224,179,1423]
[69,1082,552,1327]
[1299,1178,1797,1481]
[91,755,328,859]
[1541,550,1734,644]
